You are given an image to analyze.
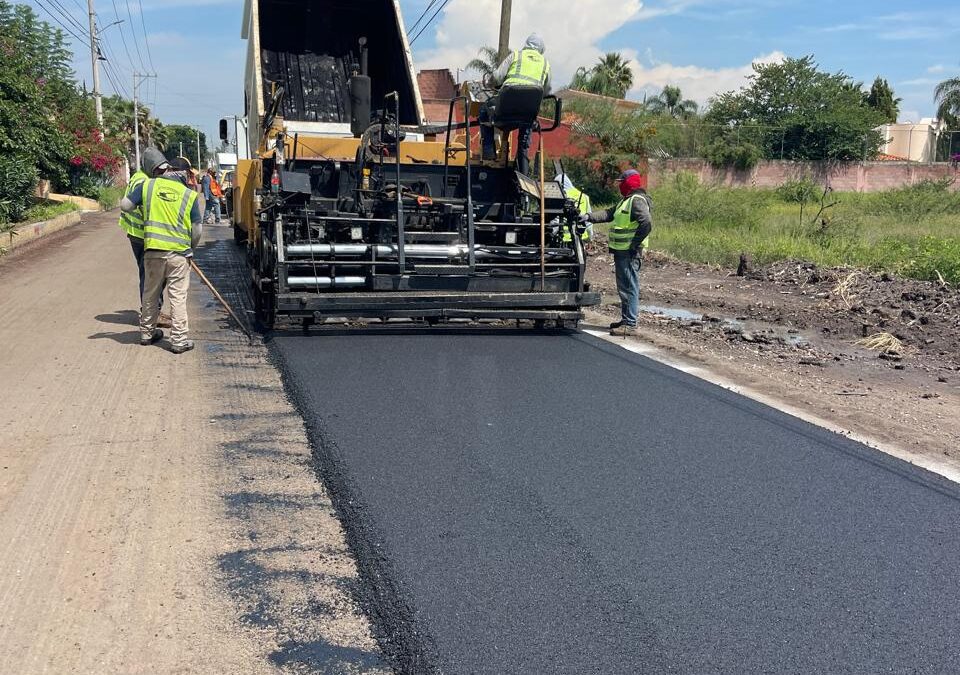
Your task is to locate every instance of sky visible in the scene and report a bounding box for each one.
[23,0,960,150]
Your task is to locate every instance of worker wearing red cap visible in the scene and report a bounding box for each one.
[580,169,652,336]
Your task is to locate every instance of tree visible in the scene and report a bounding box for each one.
[704,56,887,164]
[865,77,900,123]
[466,46,501,86]
[570,52,634,99]
[163,125,208,167]
[647,85,698,119]
[935,77,960,122]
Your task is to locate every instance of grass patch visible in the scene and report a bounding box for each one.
[19,200,79,224]
[611,173,960,284]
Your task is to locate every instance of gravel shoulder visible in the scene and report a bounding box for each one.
[586,249,960,472]
[0,212,388,674]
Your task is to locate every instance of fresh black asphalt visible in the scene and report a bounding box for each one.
[265,328,960,674]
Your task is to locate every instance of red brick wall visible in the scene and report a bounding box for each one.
[645,159,960,192]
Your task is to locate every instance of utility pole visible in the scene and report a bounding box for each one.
[132,72,156,170]
[87,0,102,127]
[196,128,202,169]
[497,0,512,63]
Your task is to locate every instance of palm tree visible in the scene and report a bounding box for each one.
[466,46,502,87]
[569,53,634,99]
[647,85,698,119]
[591,53,634,99]
[935,76,960,122]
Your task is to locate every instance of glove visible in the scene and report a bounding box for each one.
[577,213,591,224]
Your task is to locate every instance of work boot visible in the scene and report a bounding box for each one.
[170,340,195,355]
[140,329,163,346]
[609,320,624,330]
[610,324,637,337]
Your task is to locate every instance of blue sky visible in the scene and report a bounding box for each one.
[23,0,960,148]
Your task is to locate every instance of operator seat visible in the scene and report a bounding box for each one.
[484,84,544,133]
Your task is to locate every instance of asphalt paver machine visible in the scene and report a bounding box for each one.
[233,0,599,329]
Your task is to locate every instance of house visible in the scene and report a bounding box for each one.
[417,69,459,126]
[876,118,947,162]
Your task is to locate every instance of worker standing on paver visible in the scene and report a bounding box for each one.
[120,148,173,326]
[481,34,551,173]
[581,169,652,336]
[120,163,203,353]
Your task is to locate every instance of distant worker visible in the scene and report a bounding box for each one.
[580,169,652,336]
[481,34,551,174]
[555,174,592,243]
[120,147,172,326]
[202,169,223,224]
[120,161,203,353]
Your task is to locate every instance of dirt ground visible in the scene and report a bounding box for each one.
[585,247,960,473]
[0,213,389,674]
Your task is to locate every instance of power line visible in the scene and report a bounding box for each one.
[33,0,88,42]
[47,0,89,36]
[409,0,451,46]
[108,0,136,72]
[121,0,146,71]
[407,0,439,37]
[134,0,155,73]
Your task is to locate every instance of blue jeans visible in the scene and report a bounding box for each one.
[613,249,641,327]
[204,197,221,223]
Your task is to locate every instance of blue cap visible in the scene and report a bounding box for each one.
[617,169,639,181]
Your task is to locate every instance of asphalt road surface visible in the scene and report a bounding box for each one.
[266,327,960,674]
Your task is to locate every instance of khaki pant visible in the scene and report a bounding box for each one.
[141,251,190,346]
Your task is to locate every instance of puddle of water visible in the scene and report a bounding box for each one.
[640,304,812,349]
[640,305,703,322]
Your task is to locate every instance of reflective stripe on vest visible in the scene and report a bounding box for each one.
[503,49,550,87]
[142,178,196,252]
[562,187,592,242]
[119,170,149,238]
[609,194,650,251]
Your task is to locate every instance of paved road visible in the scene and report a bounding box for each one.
[266,327,960,674]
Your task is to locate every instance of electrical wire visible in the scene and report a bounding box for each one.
[47,0,89,35]
[120,0,146,72]
[134,0,156,73]
[108,0,137,73]
[408,0,451,46]
[33,0,88,42]
[406,0,438,37]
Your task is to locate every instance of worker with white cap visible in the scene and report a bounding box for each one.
[481,33,552,173]
[555,173,592,242]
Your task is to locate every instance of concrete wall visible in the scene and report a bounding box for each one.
[645,159,960,192]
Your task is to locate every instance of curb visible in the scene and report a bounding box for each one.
[2,211,87,253]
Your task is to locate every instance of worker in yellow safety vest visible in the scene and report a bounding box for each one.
[120,148,171,305]
[481,34,551,174]
[556,174,592,243]
[580,169,652,336]
[120,162,203,354]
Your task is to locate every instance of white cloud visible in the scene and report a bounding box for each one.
[415,0,645,85]
[626,51,786,104]
[927,64,947,74]
[414,0,783,107]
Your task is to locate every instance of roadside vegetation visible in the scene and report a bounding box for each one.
[594,173,960,284]
[20,200,78,224]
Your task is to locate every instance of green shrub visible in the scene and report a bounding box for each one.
[95,185,125,209]
[654,171,770,229]
[704,139,762,171]
[0,155,39,224]
[775,177,820,204]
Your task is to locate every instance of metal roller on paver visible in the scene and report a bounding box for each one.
[231,0,600,330]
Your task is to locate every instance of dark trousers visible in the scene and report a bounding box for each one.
[480,104,533,174]
[129,235,164,309]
